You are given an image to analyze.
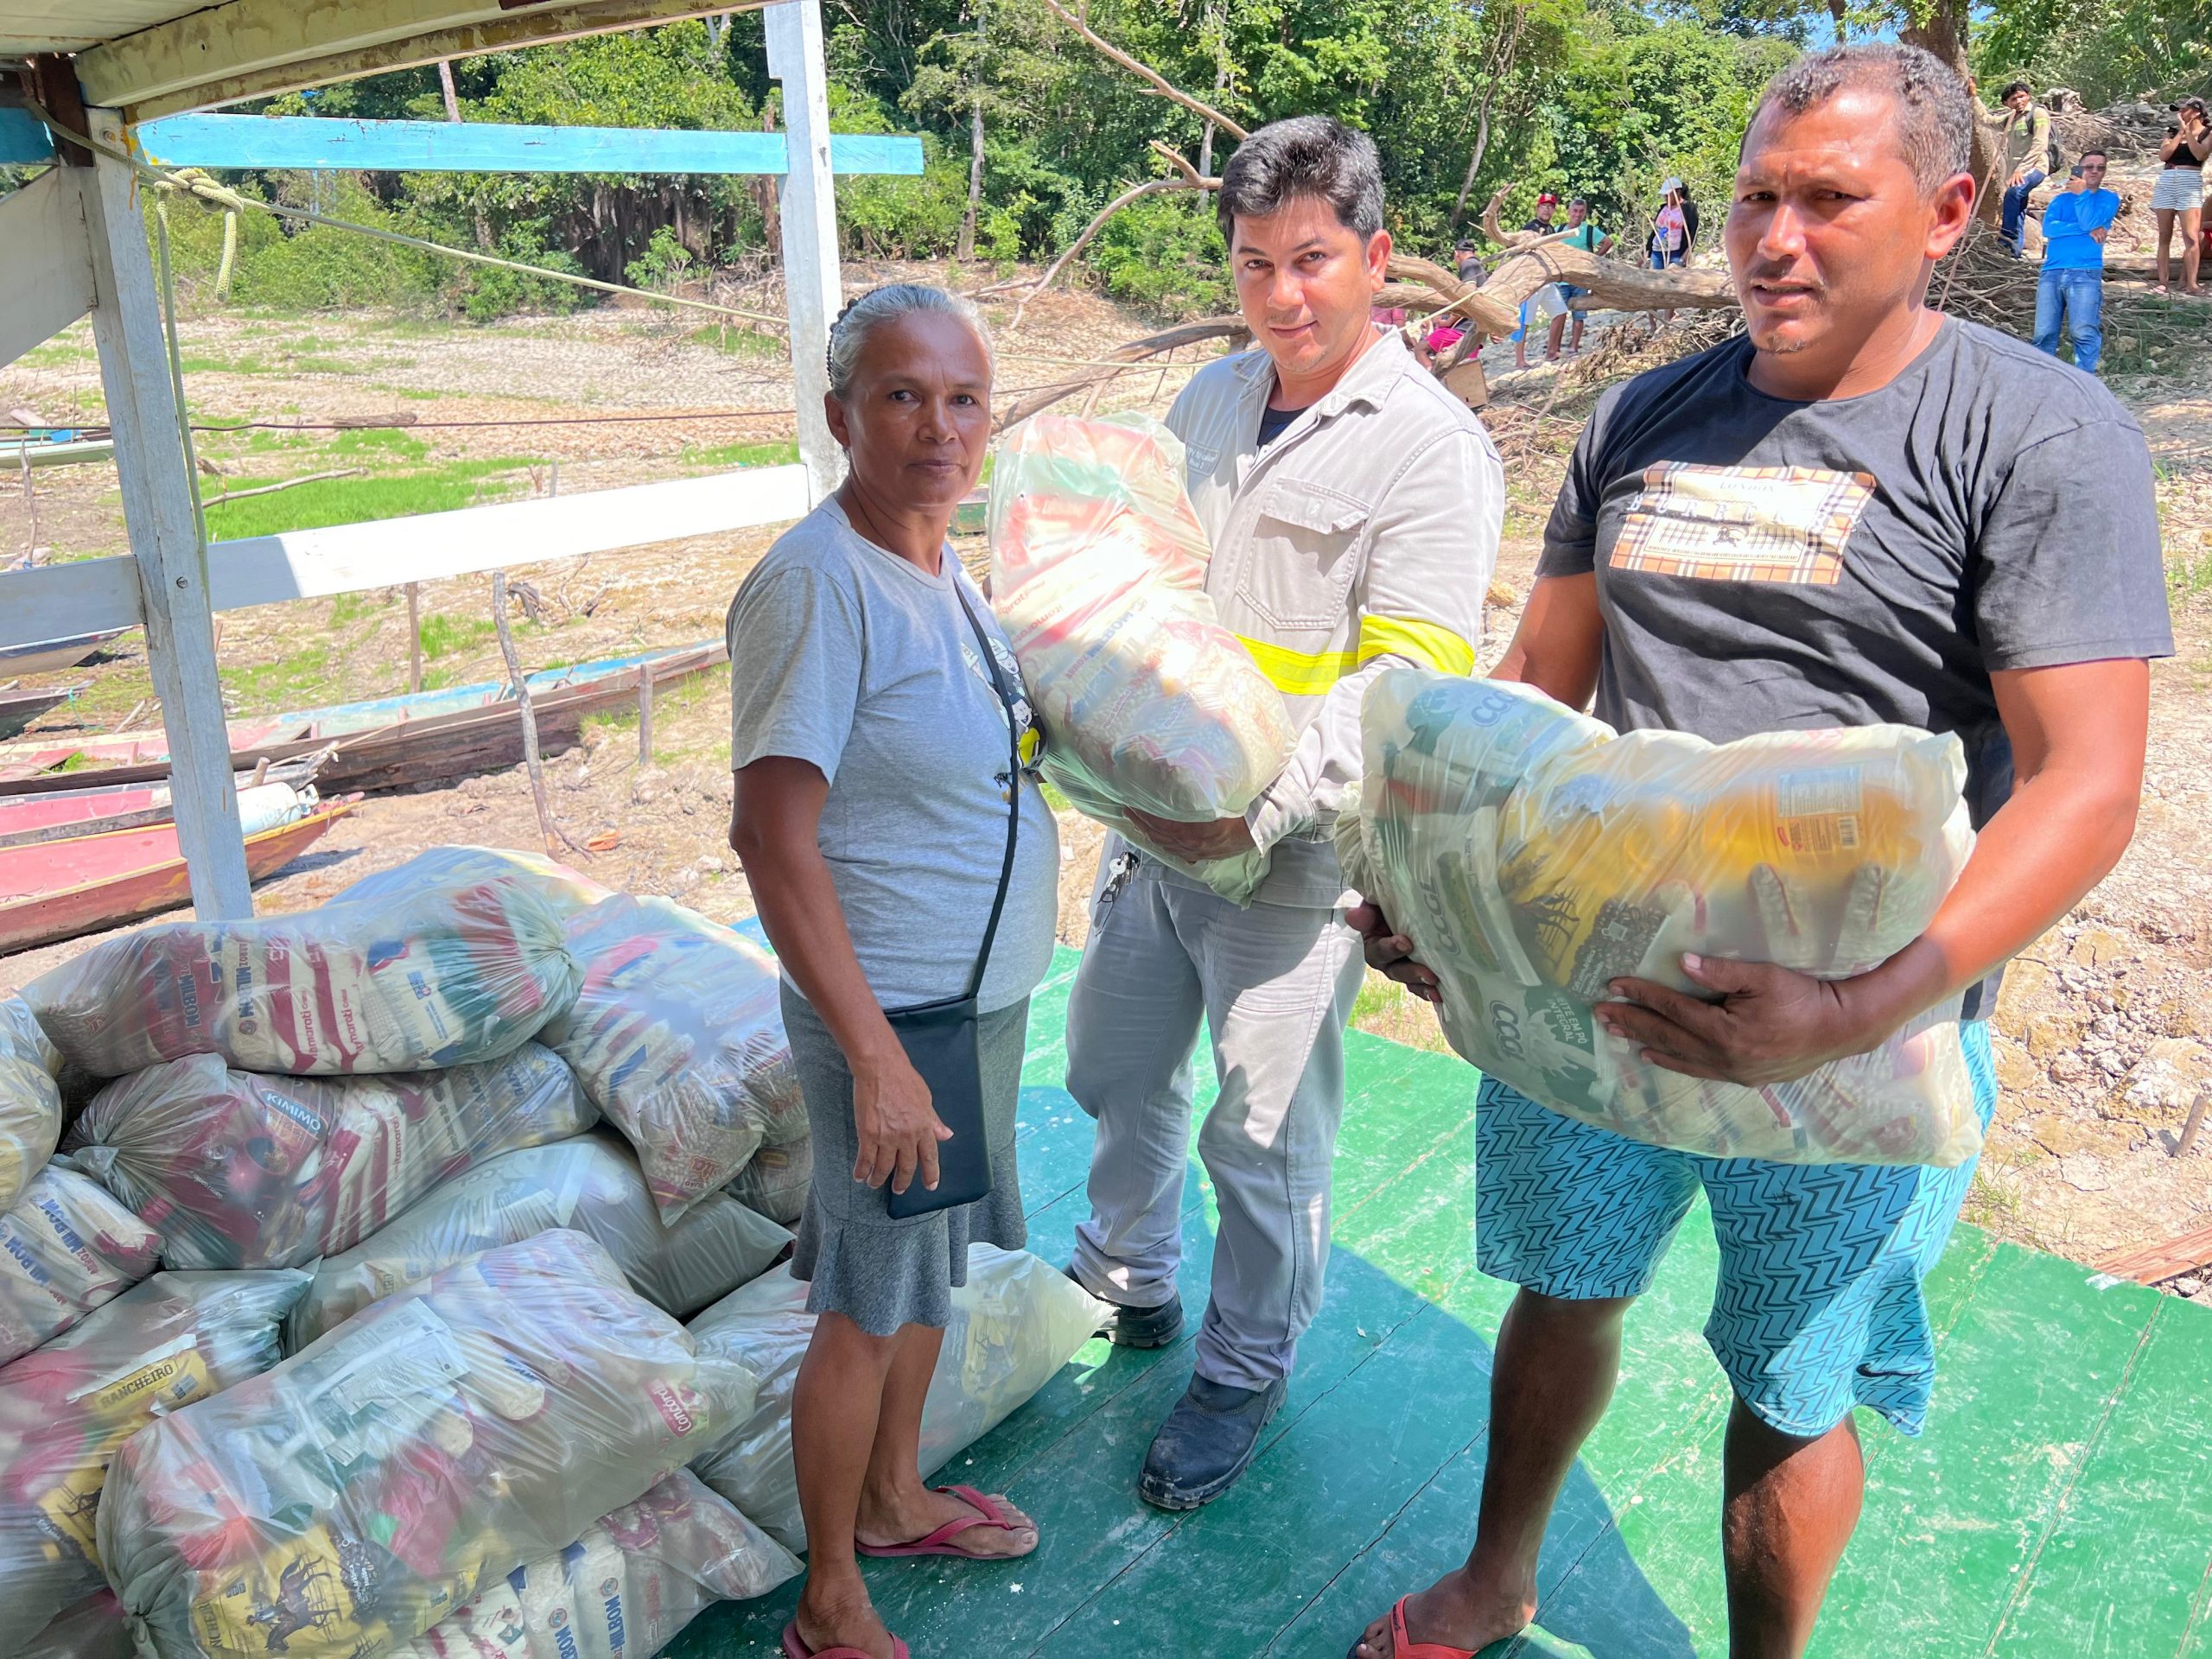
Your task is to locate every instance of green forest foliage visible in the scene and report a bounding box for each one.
[139,0,2198,326]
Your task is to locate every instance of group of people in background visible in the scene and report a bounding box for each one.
[1498,180,1694,369]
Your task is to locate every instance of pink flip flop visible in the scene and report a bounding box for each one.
[853,1484,1035,1560]
[781,1620,910,1659]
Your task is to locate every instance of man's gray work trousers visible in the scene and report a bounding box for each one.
[1066,859,1366,1393]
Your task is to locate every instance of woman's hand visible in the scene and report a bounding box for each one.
[850,1041,953,1195]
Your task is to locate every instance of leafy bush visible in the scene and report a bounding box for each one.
[1081,190,1233,320]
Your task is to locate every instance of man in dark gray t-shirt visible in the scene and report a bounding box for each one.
[1349,43,2170,1659]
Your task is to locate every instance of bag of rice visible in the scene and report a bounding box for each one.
[99,1230,755,1659]
[67,1045,594,1270]
[330,847,613,923]
[1337,671,1983,1165]
[0,1164,160,1368]
[0,1269,306,1649]
[24,864,580,1077]
[1,994,62,1217]
[385,1471,798,1659]
[689,1247,1103,1549]
[288,1133,791,1349]
[988,413,1294,904]
[544,896,805,1222]
[727,1135,810,1226]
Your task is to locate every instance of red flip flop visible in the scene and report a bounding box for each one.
[853,1484,1035,1560]
[1373,1597,1480,1659]
[780,1620,910,1659]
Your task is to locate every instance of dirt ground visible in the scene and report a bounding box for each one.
[3,263,2209,1291]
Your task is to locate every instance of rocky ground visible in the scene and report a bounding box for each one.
[3,260,2208,1293]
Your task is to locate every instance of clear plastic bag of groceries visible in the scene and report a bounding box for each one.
[988,413,1296,903]
[289,1132,792,1350]
[0,1162,160,1367]
[728,1135,810,1226]
[0,1268,306,1647]
[385,1470,798,1659]
[544,895,806,1222]
[23,1590,133,1659]
[23,861,582,1079]
[1337,672,1983,1166]
[331,846,614,924]
[99,1230,757,1659]
[66,1044,594,1270]
[689,1246,1104,1550]
[2,994,63,1217]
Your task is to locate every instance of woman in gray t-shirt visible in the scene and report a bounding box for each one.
[727,285,1058,1659]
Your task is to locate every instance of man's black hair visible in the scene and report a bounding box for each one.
[2001,79,2033,101]
[1749,43,1976,196]
[1216,115,1385,243]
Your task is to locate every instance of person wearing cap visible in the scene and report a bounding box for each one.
[1514,191,1564,369]
[1647,177,1695,268]
[1454,238,1486,284]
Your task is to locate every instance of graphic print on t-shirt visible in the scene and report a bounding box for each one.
[962,634,1046,778]
[1610,461,1875,586]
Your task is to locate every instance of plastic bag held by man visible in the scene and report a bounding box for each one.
[988,413,1295,902]
[1337,673,1982,1166]
[67,1044,594,1270]
[0,1269,306,1651]
[0,1164,160,1367]
[99,1230,754,1659]
[689,1247,1104,1550]
[1,995,63,1217]
[385,1471,798,1659]
[289,1133,792,1349]
[544,895,805,1222]
[23,863,582,1078]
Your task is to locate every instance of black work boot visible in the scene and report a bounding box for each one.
[1065,1267,1185,1349]
[1137,1374,1286,1510]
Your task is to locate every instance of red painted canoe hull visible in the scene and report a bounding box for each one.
[0,801,355,957]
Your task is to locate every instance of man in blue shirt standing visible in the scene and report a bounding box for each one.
[2036,149,2120,372]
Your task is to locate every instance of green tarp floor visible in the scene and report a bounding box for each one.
[672,947,2212,1659]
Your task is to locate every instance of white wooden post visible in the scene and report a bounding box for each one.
[79,108,251,918]
[766,0,843,504]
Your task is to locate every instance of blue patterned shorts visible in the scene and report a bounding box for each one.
[1474,1021,1998,1439]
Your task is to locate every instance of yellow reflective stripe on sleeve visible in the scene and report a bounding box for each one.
[1236,634,1358,697]
[1358,614,1476,677]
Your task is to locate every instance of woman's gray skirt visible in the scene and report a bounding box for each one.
[782,983,1029,1335]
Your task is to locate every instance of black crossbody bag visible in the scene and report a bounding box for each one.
[881,579,1024,1220]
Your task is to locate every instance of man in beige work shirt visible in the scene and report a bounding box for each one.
[1064,114,1503,1510]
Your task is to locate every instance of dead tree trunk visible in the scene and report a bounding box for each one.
[1451,8,1525,232]
[958,95,985,260]
[1903,0,2003,223]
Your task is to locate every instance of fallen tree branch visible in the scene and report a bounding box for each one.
[492,569,593,860]
[207,467,365,504]
[1039,0,1249,141]
[996,316,1251,429]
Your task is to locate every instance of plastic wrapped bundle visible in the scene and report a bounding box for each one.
[2,995,63,1217]
[690,1247,1103,1549]
[67,1045,594,1270]
[23,866,582,1078]
[289,1133,792,1349]
[1338,672,1983,1166]
[331,846,613,924]
[22,1591,132,1659]
[0,1164,161,1367]
[385,1471,798,1659]
[0,1269,306,1650]
[988,414,1294,903]
[728,1135,810,1226]
[544,896,805,1222]
[99,1230,755,1659]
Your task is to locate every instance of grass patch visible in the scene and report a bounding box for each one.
[222,642,335,709]
[2170,544,2212,604]
[418,613,498,662]
[680,438,801,471]
[201,457,537,539]
[1349,969,1455,1056]
[689,324,785,361]
[327,428,432,461]
[328,590,396,626]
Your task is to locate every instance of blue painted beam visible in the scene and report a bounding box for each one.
[0,107,54,166]
[132,114,923,177]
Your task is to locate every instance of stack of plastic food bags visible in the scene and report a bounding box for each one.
[288,1133,791,1349]
[385,1471,798,1659]
[64,1044,594,1269]
[99,1230,754,1659]
[22,854,582,1077]
[332,846,613,924]
[544,895,805,1221]
[0,1164,160,1366]
[2,1268,307,1652]
[988,413,1294,903]
[689,1246,1103,1549]
[2,994,63,1215]
[1337,671,1983,1166]
[728,1138,810,1226]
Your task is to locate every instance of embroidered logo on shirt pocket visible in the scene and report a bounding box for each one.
[1610,461,1873,586]
[1236,477,1369,629]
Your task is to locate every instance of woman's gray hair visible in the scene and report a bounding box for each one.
[825,283,993,400]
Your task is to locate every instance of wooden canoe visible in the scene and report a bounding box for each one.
[0,798,356,957]
[0,630,128,678]
[0,686,80,741]
[0,757,329,851]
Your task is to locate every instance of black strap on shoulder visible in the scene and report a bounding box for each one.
[950,571,1023,1007]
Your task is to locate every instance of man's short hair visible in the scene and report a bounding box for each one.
[1748,43,1976,197]
[1217,115,1385,243]
[2001,79,2033,101]
[2080,148,2109,163]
